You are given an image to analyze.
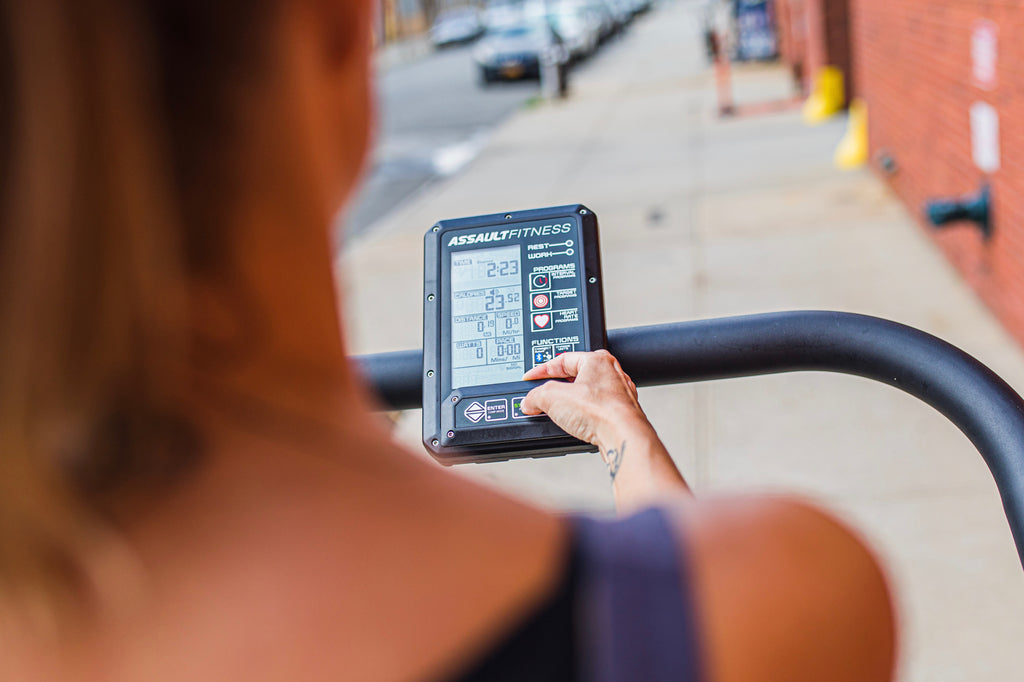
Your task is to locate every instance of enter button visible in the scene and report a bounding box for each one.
[485,399,508,422]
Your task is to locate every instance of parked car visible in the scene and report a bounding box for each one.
[629,0,653,14]
[546,6,600,60]
[581,0,616,41]
[482,0,524,31]
[600,0,633,31]
[523,0,601,60]
[430,8,485,47]
[473,21,565,84]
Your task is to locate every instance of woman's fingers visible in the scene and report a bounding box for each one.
[520,379,568,415]
[521,365,555,381]
[522,351,596,381]
[518,351,651,448]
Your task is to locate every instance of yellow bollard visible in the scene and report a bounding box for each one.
[802,66,845,125]
[834,99,869,170]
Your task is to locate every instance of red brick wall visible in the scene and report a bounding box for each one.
[776,0,808,86]
[852,2,1024,344]
[776,0,853,100]
[823,0,853,100]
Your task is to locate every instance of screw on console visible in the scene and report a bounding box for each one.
[447,431,455,438]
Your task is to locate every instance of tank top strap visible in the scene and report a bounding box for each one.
[571,507,704,682]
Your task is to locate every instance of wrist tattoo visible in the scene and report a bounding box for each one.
[602,441,626,482]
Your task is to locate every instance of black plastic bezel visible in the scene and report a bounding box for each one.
[422,204,607,465]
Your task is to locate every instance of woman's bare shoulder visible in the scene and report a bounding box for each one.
[669,496,896,682]
[2,442,570,681]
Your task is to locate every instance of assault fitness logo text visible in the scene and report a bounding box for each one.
[447,223,572,247]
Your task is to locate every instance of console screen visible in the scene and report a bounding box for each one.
[450,244,525,388]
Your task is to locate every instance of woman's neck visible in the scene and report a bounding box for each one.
[184,181,393,458]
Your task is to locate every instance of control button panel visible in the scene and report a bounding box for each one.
[456,393,547,428]
[531,342,577,367]
[524,239,585,369]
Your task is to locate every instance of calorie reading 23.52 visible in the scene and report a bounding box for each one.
[485,290,521,311]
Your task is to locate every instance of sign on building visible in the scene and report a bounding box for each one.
[971,19,998,91]
[970,102,1001,174]
[735,0,778,61]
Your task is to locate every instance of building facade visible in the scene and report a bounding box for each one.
[777,1,1023,344]
[853,2,1024,343]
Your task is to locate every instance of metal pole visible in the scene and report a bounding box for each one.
[353,311,1024,568]
[712,33,735,116]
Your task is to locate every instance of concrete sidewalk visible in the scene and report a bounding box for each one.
[340,1,1024,679]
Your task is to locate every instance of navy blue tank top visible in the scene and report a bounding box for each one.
[451,507,703,682]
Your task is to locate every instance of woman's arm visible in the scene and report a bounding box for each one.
[522,351,896,681]
[521,349,690,511]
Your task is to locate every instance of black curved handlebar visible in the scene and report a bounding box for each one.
[354,311,1024,568]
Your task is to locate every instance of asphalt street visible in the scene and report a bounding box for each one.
[340,29,637,242]
[341,43,539,240]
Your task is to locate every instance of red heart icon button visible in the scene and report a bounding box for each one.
[533,314,551,329]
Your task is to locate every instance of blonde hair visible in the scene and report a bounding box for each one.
[0,0,272,612]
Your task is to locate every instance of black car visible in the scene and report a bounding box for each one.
[473,22,564,83]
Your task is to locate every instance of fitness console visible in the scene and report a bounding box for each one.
[423,205,607,464]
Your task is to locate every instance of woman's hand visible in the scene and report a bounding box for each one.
[520,350,647,452]
[520,351,690,506]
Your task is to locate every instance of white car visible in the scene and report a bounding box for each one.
[547,7,600,59]
[430,8,485,47]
